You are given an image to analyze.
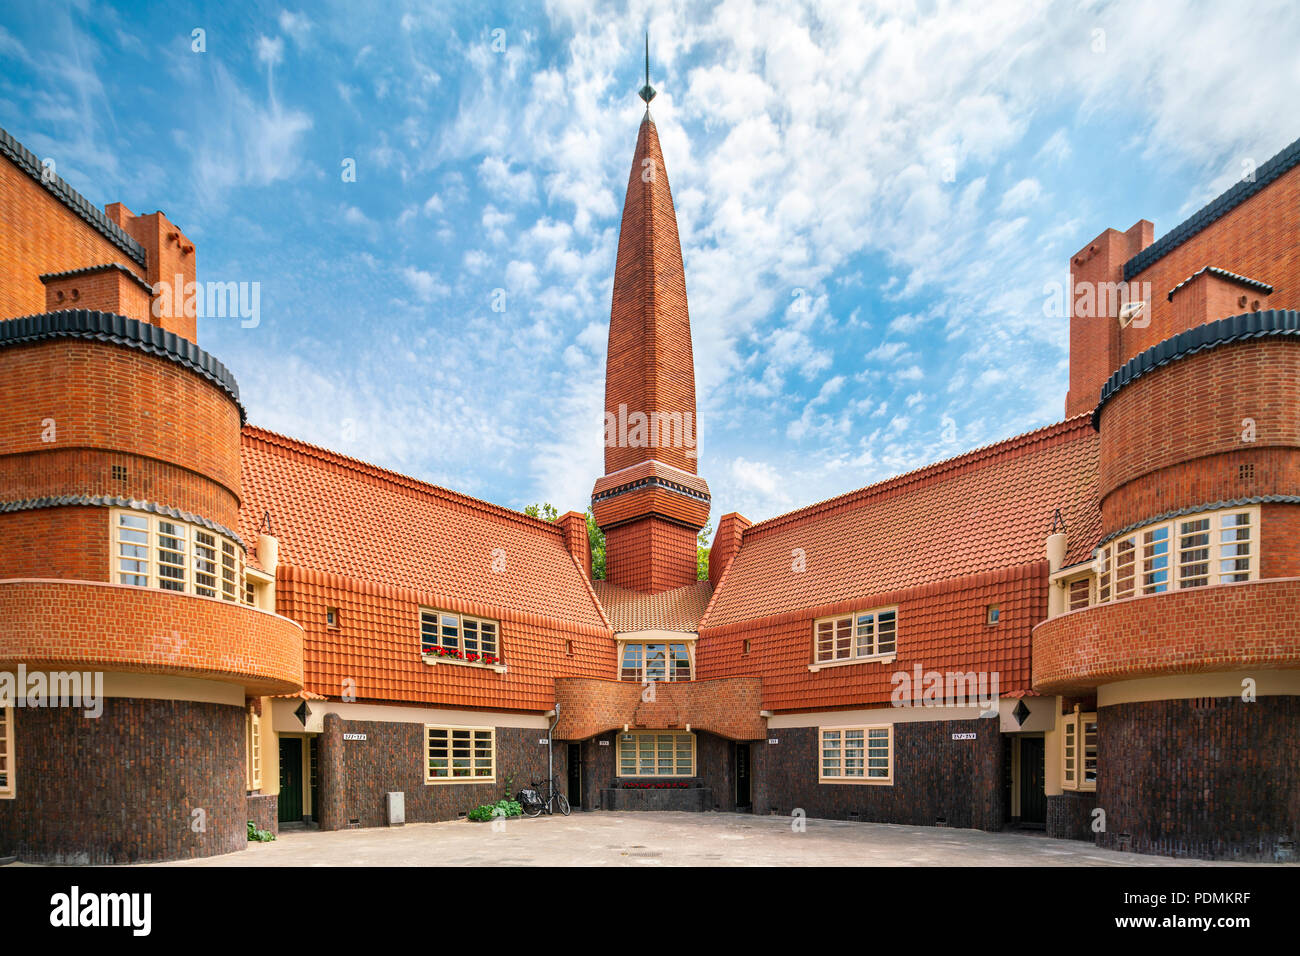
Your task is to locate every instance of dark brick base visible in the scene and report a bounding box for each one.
[1097,695,1300,861]
[751,718,1004,830]
[0,698,246,863]
[600,787,713,811]
[316,714,564,829]
[246,793,278,836]
[1047,791,1099,842]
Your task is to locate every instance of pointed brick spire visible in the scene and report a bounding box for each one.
[604,113,698,475]
[592,109,711,594]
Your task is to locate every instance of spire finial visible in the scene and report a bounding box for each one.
[638,31,656,107]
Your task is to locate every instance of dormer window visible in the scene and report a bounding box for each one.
[419,608,502,668]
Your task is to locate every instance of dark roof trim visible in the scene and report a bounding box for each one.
[0,495,246,551]
[0,125,147,267]
[1096,495,1300,550]
[591,475,712,504]
[1124,135,1300,280]
[39,261,155,294]
[1092,309,1300,429]
[0,310,245,422]
[1166,266,1274,302]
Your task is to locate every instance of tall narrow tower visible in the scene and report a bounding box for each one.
[591,45,710,593]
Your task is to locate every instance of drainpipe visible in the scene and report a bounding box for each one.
[547,703,561,789]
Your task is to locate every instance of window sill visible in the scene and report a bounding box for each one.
[808,654,896,673]
[818,777,894,786]
[420,654,507,674]
[424,776,497,786]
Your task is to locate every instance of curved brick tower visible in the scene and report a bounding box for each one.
[591,108,711,592]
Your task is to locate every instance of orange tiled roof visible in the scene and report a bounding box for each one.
[592,579,712,632]
[702,415,1100,630]
[239,426,607,630]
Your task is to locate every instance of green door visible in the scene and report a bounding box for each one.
[279,737,303,824]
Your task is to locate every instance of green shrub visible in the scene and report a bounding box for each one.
[467,798,523,822]
[247,820,276,842]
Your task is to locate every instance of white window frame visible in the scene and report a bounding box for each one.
[425,725,495,784]
[1097,506,1259,603]
[810,606,898,671]
[819,725,893,785]
[616,731,696,777]
[618,641,693,682]
[0,706,13,799]
[419,608,501,667]
[245,708,263,792]
[1061,709,1097,792]
[110,508,243,601]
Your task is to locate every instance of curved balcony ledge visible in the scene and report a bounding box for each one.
[1032,577,1300,694]
[554,676,765,741]
[0,578,303,695]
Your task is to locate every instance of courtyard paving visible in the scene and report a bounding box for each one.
[160,812,1268,866]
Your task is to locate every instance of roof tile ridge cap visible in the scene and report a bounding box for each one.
[569,549,613,632]
[239,423,564,536]
[698,528,748,630]
[744,414,1093,538]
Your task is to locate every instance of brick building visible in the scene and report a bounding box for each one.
[0,92,1297,862]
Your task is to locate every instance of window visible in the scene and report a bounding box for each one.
[326,607,340,628]
[111,509,243,601]
[813,607,897,665]
[425,726,495,783]
[419,609,500,664]
[986,605,1000,625]
[0,707,12,798]
[619,642,692,681]
[1062,709,1097,792]
[617,732,695,777]
[820,726,892,784]
[1067,576,1091,611]
[245,709,262,791]
[1097,507,1258,604]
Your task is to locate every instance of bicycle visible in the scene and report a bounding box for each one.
[517,775,571,816]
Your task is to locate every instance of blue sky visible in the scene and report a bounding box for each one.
[3,0,1299,525]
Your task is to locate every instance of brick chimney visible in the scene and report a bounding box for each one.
[1064,219,1153,418]
[708,512,751,586]
[1167,267,1273,330]
[40,263,154,321]
[104,202,198,342]
[557,510,592,579]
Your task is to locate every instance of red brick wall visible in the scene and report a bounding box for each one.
[699,562,1046,712]
[0,156,144,321]
[1032,577,1300,693]
[275,565,615,712]
[553,675,766,740]
[0,507,107,580]
[603,517,698,592]
[0,340,243,527]
[0,447,239,528]
[1122,162,1300,359]
[1097,339,1300,535]
[0,578,304,694]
